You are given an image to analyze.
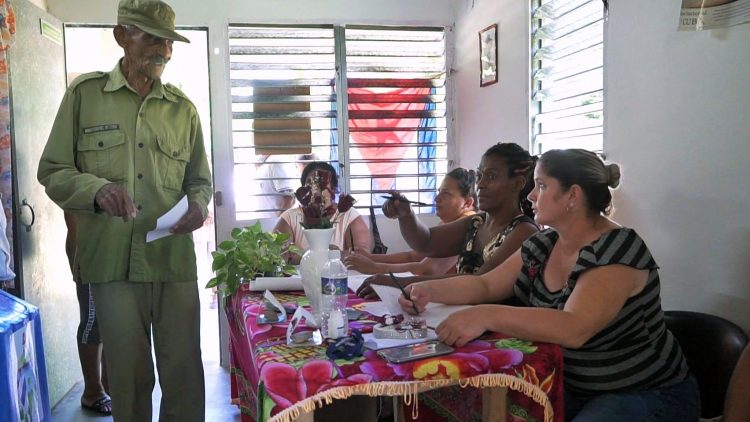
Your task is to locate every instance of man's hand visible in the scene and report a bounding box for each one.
[95,183,138,221]
[170,201,205,234]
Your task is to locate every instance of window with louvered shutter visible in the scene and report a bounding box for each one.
[229,26,337,220]
[345,26,448,211]
[531,0,604,154]
[228,25,448,220]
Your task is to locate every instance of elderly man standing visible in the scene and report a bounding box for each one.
[37,1,211,420]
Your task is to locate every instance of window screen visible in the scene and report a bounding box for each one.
[531,0,604,154]
[228,25,448,220]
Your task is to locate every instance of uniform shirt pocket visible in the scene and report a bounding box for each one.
[155,135,190,192]
[76,130,127,182]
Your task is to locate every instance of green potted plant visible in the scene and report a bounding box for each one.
[206,221,301,298]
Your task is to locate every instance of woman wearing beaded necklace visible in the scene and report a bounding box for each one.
[355,142,539,298]
[344,167,477,276]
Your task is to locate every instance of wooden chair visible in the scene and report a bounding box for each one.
[664,310,748,419]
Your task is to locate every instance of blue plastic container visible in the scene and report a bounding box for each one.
[0,290,51,421]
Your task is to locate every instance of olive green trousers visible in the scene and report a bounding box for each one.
[92,281,205,422]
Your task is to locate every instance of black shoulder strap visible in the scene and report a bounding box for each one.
[369,207,388,254]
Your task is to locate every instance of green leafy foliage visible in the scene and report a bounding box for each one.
[205,221,301,298]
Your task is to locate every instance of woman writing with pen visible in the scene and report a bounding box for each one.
[354,142,539,298]
[345,168,477,276]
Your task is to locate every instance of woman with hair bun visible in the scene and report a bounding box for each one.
[401,149,699,421]
[354,142,539,298]
[345,168,477,276]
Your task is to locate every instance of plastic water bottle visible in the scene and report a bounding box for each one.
[320,250,348,339]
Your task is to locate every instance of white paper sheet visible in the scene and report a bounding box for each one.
[347,273,371,294]
[287,306,322,346]
[146,196,188,243]
[347,271,414,295]
[248,276,303,291]
[370,285,405,315]
[263,290,287,321]
[361,285,472,328]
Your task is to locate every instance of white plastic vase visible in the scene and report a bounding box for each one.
[299,228,334,322]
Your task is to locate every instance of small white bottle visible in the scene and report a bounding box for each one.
[320,250,349,339]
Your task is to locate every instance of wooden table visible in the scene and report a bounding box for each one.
[226,286,564,422]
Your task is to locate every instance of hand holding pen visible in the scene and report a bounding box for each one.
[381,191,422,219]
[390,272,421,315]
[380,195,431,207]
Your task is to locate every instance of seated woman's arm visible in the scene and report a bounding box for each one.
[348,254,456,276]
[387,201,473,258]
[404,250,523,308]
[420,264,648,348]
[345,249,424,273]
[413,256,458,276]
[343,216,372,253]
[476,222,538,274]
[368,250,425,264]
[356,271,460,298]
[272,217,301,265]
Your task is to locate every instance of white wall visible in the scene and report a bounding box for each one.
[605,1,750,332]
[452,0,530,168]
[28,0,46,10]
[454,0,750,334]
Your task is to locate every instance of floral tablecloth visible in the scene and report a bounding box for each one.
[227,285,564,422]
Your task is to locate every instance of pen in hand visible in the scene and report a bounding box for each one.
[380,195,431,207]
[389,272,420,315]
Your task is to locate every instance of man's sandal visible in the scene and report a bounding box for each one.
[81,396,112,415]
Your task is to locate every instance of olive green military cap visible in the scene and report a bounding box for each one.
[117,0,190,43]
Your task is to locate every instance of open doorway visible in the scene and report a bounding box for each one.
[63,25,218,359]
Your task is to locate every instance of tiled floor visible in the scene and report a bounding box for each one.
[50,281,241,421]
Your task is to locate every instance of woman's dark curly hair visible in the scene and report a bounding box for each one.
[445,167,478,211]
[482,142,537,218]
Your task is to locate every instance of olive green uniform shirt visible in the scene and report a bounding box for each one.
[37,63,213,284]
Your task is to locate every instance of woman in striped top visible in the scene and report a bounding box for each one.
[401,149,699,421]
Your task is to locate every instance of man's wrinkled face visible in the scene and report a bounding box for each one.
[121,26,173,80]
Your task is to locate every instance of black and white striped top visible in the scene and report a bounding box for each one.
[513,228,689,396]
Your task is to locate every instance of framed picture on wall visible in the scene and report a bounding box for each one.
[479,24,498,87]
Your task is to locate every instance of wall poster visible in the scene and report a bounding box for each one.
[679,0,750,30]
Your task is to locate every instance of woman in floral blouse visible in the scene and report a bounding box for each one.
[356,142,539,299]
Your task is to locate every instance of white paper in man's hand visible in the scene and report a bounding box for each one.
[146,196,188,243]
